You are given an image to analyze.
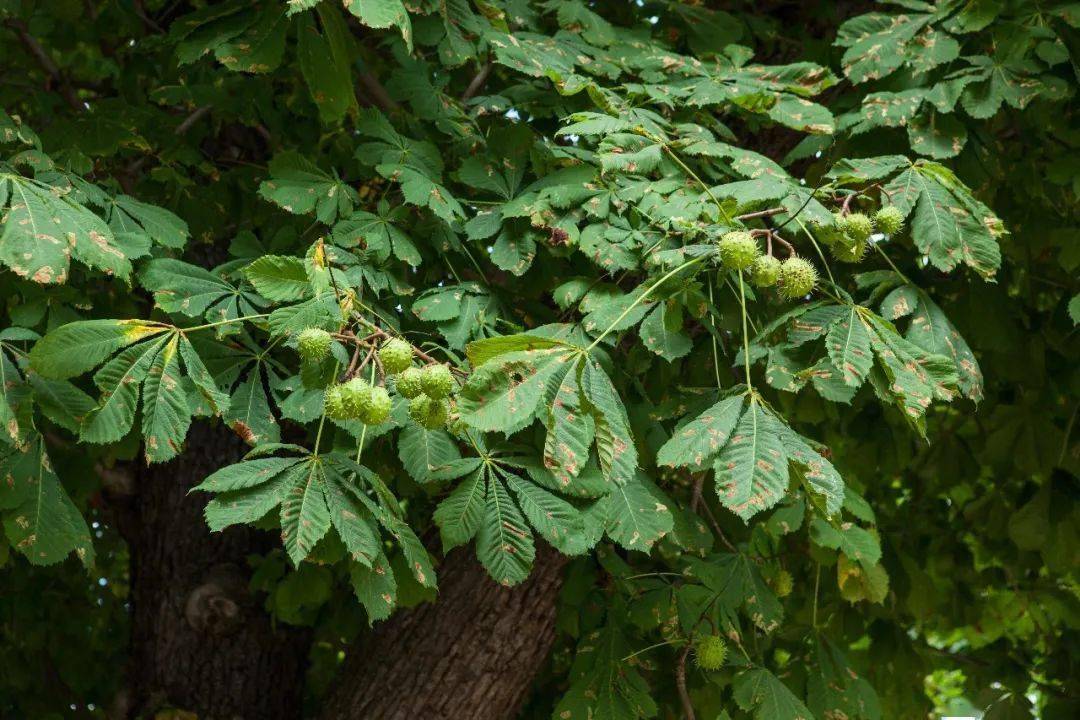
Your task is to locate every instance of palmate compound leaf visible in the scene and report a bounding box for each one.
[0,175,133,284]
[460,333,639,487]
[554,618,658,720]
[258,151,357,225]
[31,320,230,461]
[432,457,592,585]
[883,161,1003,279]
[0,435,95,567]
[657,393,845,520]
[140,259,263,327]
[808,635,882,720]
[197,452,427,580]
[825,306,873,387]
[685,553,783,633]
[734,666,814,720]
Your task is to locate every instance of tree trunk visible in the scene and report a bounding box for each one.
[319,545,569,720]
[124,422,310,720]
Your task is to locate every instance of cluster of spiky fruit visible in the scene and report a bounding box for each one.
[718,230,818,299]
[324,378,391,426]
[829,206,905,263]
[693,634,728,671]
[399,363,454,430]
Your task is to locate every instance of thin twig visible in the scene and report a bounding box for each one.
[461,61,493,102]
[357,70,400,114]
[175,105,212,135]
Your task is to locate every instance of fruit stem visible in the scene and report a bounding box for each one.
[738,269,753,392]
[585,256,705,352]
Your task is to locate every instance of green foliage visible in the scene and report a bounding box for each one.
[1,1,1077,718]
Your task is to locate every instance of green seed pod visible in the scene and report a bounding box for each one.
[831,233,867,263]
[777,256,818,300]
[359,385,392,425]
[841,212,873,242]
[395,367,425,399]
[323,383,350,421]
[408,394,449,430]
[772,569,794,598]
[874,205,904,235]
[749,254,782,288]
[694,635,728,671]
[339,378,373,419]
[420,364,454,399]
[718,230,760,271]
[297,327,332,363]
[378,338,413,375]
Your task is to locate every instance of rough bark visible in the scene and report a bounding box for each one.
[319,544,569,720]
[125,422,310,720]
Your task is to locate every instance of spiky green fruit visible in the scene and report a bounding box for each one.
[297,327,332,362]
[777,256,818,300]
[378,338,413,375]
[772,569,794,598]
[395,367,425,399]
[749,254,782,288]
[408,394,449,430]
[831,234,867,263]
[339,378,373,419]
[840,212,873,242]
[874,205,904,235]
[323,383,349,421]
[419,364,454,399]
[718,231,759,271]
[359,385,392,425]
[694,635,728,671]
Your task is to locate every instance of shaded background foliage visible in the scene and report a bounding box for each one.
[0,1,1077,719]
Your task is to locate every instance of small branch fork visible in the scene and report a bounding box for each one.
[333,327,467,380]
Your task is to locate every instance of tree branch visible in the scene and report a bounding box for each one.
[4,19,81,111]
[461,61,493,102]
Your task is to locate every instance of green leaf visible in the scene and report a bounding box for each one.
[280,459,332,565]
[503,467,588,555]
[0,437,94,567]
[30,319,168,380]
[601,473,673,551]
[80,337,168,444]
[349,550,397,622]
[323,471,380,566]
[344,0,412,51]
[297,6,356,125]
[458,347,569,434]
[397,424,461,483]
[223,365,281,446]
[476,472,534,586]
[639,301,692,361]
[141,335,192,463]
[1,177,131,283]
[657,395,744,471]
[433,464,486,551]
[734,667,814,720]
[243,255,311,302]
[141,259,260,321]
[714,400,790,521]
[258,151,356,224]
[580,359,638,485]
[826,307,872,387]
